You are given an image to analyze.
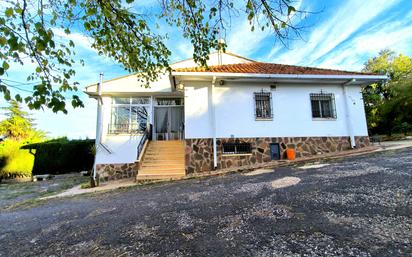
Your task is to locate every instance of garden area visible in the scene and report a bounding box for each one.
[362,50,412,138]
[0,101,94,183]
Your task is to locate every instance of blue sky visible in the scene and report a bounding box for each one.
[2,0,412,139]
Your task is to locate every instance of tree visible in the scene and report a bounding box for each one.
[0,100,46,141]
[0,0,308,113]
[362,50,412,135]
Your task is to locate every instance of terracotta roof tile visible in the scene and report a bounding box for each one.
[173,62,377,76]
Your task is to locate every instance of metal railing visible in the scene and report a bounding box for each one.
[108,123,144,134]
[137,125,152,160]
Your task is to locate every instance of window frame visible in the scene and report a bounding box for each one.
[109,97,151,134]
[222,142,252,156]
[254,91,273,120]
[310,92,337,120]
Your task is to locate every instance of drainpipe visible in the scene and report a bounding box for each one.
[211,76,217,169]
[342,79,356,148]
[92,73,104,185]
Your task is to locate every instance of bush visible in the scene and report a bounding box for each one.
[394,122,412,135]
[0,139,34,179]
[22,138,95,175]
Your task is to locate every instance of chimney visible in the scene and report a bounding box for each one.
[217,38,225,66]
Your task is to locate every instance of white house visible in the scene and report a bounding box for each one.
[85,52,386,182]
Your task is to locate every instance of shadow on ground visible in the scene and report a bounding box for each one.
[0,148,411,256]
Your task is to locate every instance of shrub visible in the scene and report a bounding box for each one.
[0,139,34,179]
[394,122,412,135]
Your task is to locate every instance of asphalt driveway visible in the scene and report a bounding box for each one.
[0,148,411,257]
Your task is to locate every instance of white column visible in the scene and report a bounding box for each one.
[211,76,217,168]
[93,73,104,182]
[342,81,356,148]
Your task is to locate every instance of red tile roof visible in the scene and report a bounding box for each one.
[173,62,377,76]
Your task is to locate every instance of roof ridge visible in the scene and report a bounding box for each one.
[174,61,376,75]
[170,51,256,66]
[223,51,257,62]
[173,61,380,75]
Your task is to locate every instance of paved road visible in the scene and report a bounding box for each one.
[1,148,411,257]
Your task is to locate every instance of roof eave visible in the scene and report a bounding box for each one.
[172,71,387,80]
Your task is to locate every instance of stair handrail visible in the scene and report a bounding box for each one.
[136,124,151,161]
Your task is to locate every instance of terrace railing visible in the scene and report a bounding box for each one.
[108,123,143,134]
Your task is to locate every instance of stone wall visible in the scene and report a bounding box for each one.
[96,163,137,183]
[185,139,214,174]
[186,136,369,173]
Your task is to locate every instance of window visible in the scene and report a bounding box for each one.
[310,93,336,119]
[156,98,183,106]
[110,97,150,134]
[222,143,252,155]
[254,91,272,119]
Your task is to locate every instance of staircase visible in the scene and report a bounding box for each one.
[136,140,186,181]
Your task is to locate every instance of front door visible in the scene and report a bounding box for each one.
[154,106,184,140]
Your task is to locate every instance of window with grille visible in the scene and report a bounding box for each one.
[310,93,336,119]
[222,143,252,155]
[254,91,272,119]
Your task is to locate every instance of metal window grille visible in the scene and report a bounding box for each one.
[222,143,252,154]
[254,91,273,119]
[310,93,336,118]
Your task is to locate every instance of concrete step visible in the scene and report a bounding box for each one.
[137,140,186,181]
[146,148,185,152]
[149,144,185,147]
[138,171,185,176]
[142,159,184,163]
[142,163,184,168]
[143,156,184,160]
[139,167,185,173]
[145,149,184,153]
[144,152,185,159]
[136,174,185,181]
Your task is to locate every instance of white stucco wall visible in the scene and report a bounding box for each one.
[86,73,173,94]
[184,82,214,138]
[184,82,368,139]
[86,52,254,95]
[95,135,143,164]
[95,96,152,164]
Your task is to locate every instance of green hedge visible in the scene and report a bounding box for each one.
[22,138,95,175]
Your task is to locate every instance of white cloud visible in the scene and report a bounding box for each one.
[315,17,412,70]
[227,17,272,56]
[175,41,194,61]
[52,28,96,53]
[272,0,401,65]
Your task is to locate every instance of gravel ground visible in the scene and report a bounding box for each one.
[0,173,88,209]
[0,148,411,257]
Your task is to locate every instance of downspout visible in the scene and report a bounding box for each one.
[342,79,356,148]
[211,76,217,169]
[92,73,104,186]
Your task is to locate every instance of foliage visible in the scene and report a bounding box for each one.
[21,138,95,175]
[0,100,46,180]
[0,139,34,179]
[0,0,308,113]
[394,122,412,135]
[362,50,412,135]
[0,100,46,141]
